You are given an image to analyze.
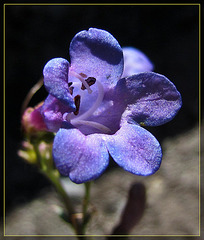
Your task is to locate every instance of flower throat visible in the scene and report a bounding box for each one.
[66,69,111,134]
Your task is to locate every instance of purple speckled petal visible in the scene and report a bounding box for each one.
[43,58,75,109]
[53,128,109,184]
[122,47,154,78]
[114,72,182,126]
[106,123,162,176]
[69,28,124,86]
[84,100,124,135]
[41,94,74,132]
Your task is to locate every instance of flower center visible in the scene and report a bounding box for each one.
[66,69,111,134]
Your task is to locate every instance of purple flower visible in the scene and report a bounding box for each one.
[41,28,182,184]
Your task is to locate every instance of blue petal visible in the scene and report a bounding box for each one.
[53,128,109,184]
[43,58,75,109]
[122,47,154,78]
[69,28,124,86]
[41,94,74,132]
[114,72,182,126]
[106,123,162,176]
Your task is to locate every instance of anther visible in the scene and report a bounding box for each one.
[79,73,87,78]
[69,86,74,95]
[69,70,92,94]
[74,95,81,115]
[71,80,104,122]
[81,77,96,90]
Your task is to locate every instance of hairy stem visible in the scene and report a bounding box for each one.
[45,170,75,215]
[33,141,90,237]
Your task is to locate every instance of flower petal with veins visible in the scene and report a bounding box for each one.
[43,58,75,109]
[53,128,109,184]
[114,72,182,126]
[70,28,124,86]
[106,123,162,176]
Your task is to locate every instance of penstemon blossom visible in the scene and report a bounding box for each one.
[38,28,182,184]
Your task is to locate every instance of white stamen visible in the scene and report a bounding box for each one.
[67,72,110,134]
[69,70,92,94]
[72,120,111,134]
[71,80,104,123]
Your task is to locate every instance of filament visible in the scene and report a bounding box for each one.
[67,70,109,133]
[72,120,111,134]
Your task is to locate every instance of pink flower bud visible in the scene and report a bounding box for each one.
[22,102,47,134]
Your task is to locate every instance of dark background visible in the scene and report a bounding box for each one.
[5,4,199,214]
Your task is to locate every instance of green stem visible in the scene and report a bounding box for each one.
[44,170,75,215]
[83,182,91,218]
[33,142,85,236]
[33,141,43,168]
[81,182,92,234]
[32,141,95,238]
[33,142,74,214]
[45,170,89,238]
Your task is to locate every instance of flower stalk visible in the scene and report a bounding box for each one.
[21,77,44,116]
[31,140,92,238]
[82,181,92,233]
